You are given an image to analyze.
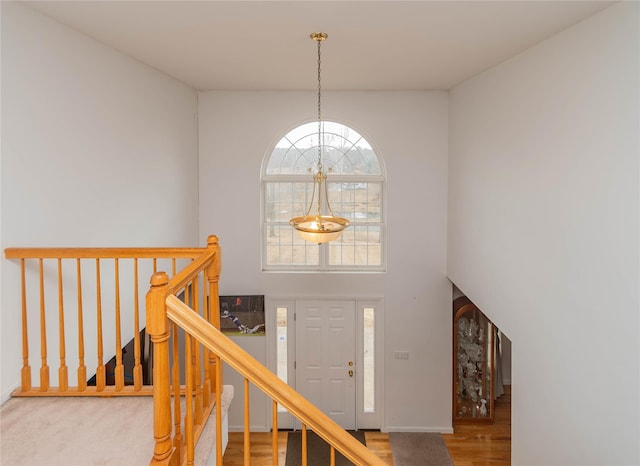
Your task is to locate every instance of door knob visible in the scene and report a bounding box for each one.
[348,370,354,377]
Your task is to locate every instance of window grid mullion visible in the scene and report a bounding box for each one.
[263,121,384,271]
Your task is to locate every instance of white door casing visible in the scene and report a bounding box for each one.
[295,300,356,429]
[268,297,383,431]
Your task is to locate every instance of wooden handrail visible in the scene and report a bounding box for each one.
[164,294,387,466]
[166,248,215,295]
[5,247,205,259]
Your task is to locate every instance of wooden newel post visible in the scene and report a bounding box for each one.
[146,272,177,466]
[205,235,222,392]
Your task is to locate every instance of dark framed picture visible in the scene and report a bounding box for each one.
[219,295,265,336]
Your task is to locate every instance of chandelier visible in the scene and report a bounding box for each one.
[289,32,350,244]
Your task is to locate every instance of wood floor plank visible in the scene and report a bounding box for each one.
[364,431,395,465]
[222,385,511,465]
[443,385,511,466]
[222,431,287,466]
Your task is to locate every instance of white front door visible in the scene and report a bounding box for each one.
[295,300,356,429]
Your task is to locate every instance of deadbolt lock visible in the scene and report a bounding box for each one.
[348,361,353,366]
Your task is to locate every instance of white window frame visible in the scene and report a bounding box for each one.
[262,121,386,272]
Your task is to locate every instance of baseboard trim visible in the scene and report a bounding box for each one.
[383,426,454,434]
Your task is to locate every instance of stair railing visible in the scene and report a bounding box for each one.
[146,235,223,466]
[146,237,387,466]
[6,235,227,466]
[4,241,210,395]
[6,233,388,465]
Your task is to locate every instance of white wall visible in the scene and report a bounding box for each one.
[0,0,4,404]
[448,3,639,465]
[198,91,451,432]
[1,2,199,401]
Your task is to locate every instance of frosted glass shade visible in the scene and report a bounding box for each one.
[289,215,349,244]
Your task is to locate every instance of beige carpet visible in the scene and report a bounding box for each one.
[0,386,233,466]
[388,432,453,466]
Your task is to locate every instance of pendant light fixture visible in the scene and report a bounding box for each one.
[289,32,350,244]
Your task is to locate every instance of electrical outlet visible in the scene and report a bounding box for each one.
[394,351,410,360]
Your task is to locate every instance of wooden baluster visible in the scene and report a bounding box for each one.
[244,378,251,466]
[330,446,336,466]
[153,258,158,274]
[183,283,197,427]
[172,321,182,460]
[209,237,225,466]
[272,400,279,466]
[95,259,105,391]
[147,272,176,466]
[302,423,308,466]
[114,258,124,391]
[20,259,31,392]
[192,277,203,425]
[57,259,68,391]
[38,259,49,391]
[215,356,223,466]
[170,254,178,440]
[76,259,87,392]
[185,332,195,466]
[184,279,190,307]
[201,277,211,408]
[133,258,142,391]
[205,235,221,392]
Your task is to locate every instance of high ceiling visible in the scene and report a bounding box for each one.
[24,1,613,91]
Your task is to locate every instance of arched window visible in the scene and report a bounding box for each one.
[262,121,385,271]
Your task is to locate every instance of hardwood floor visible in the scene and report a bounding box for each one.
[443,385,511,466]
[222,385,511,465]
[222,430,289,465]
[222,431,394,466]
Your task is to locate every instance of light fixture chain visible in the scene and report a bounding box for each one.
[289,32,349,244]
[317,36,322,170]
